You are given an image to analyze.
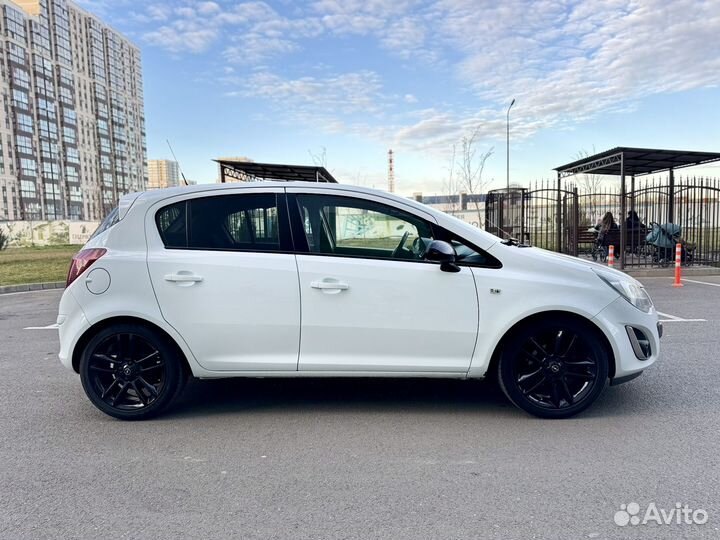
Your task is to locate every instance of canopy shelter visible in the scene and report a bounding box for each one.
[553,147,720,268]
[217,159,338,184]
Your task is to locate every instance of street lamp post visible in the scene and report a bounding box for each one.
[506,98,515,193]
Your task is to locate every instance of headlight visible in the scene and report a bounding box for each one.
[593,269,653,313]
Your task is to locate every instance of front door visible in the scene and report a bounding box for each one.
[289,190,479,373]
[147,189,300,371]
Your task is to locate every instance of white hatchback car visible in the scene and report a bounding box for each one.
[58,182,660,420]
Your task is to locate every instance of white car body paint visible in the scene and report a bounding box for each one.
[58,182,660,387]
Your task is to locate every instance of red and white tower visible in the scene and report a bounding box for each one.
[388,149,395,193]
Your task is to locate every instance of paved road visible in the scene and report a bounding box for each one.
[1,277,719,540]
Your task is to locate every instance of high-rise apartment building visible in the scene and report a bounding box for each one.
[147,159,179,189]
[0,0,147,222]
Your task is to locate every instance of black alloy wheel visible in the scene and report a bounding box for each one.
[80,324,185,420]
[498,318,609,419]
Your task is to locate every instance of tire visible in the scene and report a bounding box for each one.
[79,323,186,420]
[497,317,609,419]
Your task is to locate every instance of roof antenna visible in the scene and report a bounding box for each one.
[166,139,189,186]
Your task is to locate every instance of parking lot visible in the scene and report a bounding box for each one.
[1,276,719,540]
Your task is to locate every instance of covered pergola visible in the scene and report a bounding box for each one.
[554,147,720,268]
[216,159,339,184]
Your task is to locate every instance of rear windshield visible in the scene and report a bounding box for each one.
[89,207,120,240]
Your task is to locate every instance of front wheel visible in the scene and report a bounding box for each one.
[79,324,185,420]
[497,318,609,418]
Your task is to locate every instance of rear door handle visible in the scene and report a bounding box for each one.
[311,280,349,291]
[164,273,203,283]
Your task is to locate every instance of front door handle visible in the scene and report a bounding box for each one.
[311,279,349,291]
[164,273,203,283]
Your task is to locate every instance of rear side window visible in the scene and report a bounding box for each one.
[89,207,119,240]
[155,194,282,252]
[156,202,187,248]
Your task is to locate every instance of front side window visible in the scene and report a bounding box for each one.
[296,194,434,261]
[155,193,282,252]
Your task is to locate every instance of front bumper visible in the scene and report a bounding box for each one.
[592,296,661,380]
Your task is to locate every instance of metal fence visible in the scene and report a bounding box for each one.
[486,176,720,268]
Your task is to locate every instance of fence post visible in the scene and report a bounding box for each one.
[619,153,626,270]
[520,189,526,244]
[556,172,562,253]
[573,187,579,257]
[668,168,675,224]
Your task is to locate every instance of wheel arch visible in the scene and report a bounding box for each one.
[71,315,192,376]
[484,310,617,380]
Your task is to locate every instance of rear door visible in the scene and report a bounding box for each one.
[287,188,480,373]
[146,188,300,371]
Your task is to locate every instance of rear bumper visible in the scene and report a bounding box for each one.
[592,297,660,381]
[58,288,90,372]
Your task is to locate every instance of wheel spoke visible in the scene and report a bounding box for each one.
[561,334,578,357]
[140,362,164,373]
[111,383,129,406]
[132,381,148,406]
[523,375,548,395]
[101,378,120,399]
[89,365,115,374]
[550,381,562,408]
[92,353,116,364]
[529,338,549,357]
[115,333,124,358]
[560,378,575,405]
[565,371,594,381]
[136,351,160,364]
[127,334,136,361]
[518,367,543,384]
[137,377,159,398]
[553,331,564,355]
[564,357,595,366]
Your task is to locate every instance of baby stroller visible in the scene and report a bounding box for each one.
[590,226,617,263]
[645,222,684,267]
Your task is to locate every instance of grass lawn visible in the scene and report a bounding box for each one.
[0,245,81,286]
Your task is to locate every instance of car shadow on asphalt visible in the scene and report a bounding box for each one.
[157,373,667,421]
[163,377,519,420]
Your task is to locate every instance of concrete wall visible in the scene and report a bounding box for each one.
[0,220,99,247]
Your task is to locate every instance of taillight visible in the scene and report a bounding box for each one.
[67,248,107,287]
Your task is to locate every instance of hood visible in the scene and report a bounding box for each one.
[489,243,642,285]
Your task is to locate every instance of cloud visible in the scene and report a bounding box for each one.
[132,0,720,156]
[227,70,387,118]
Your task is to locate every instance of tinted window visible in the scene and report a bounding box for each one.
[156,201,187,248]
[89,207,119,240]
[296,194,434,261]
[155,194,281,252]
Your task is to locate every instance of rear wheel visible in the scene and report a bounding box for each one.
[498,318,609,419]
[79,324,185,420]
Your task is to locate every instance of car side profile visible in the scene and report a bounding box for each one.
[58,182,661,420]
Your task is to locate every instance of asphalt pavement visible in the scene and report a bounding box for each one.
[1,276,719,540]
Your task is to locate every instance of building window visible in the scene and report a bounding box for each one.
[16,135,33,155]
[16,112,33,132]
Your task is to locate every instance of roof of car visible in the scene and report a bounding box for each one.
[129,181,418,208]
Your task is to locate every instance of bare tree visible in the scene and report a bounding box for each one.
[575,146,602,225]
[441,144,460,215]
[457,128,494,224]
[308,146,327,168]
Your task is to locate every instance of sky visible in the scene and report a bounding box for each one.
[76,0,720,194]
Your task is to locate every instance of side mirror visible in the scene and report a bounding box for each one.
[424,240,461,273]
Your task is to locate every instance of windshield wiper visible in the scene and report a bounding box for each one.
[501,237,531,248]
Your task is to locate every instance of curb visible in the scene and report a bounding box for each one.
[0,281,65,295]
